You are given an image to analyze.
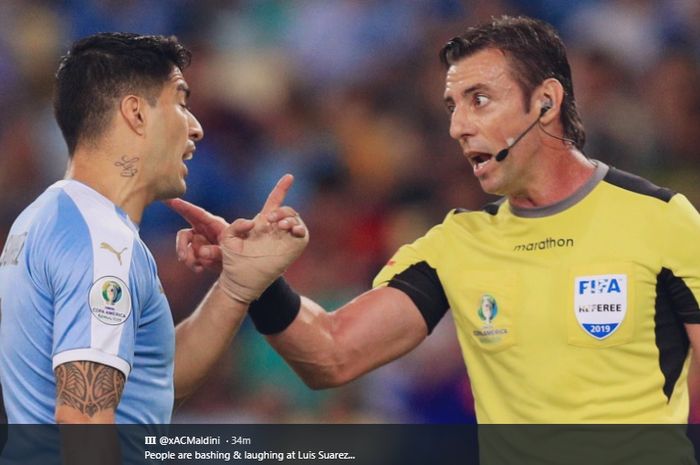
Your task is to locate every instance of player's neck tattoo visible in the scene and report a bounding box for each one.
[114,155,139,177]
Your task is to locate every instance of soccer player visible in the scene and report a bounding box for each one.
[0,33,307,424]
[171,15,700,427]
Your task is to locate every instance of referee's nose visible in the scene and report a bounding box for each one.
[449,104,477,142]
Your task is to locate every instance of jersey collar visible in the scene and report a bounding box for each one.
[52,179,140,233]
[508,160,609,218]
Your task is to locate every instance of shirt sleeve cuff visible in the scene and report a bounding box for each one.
[52,348,131,378]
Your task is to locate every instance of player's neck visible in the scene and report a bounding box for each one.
[66,145,152,224]
[507,149,596,209]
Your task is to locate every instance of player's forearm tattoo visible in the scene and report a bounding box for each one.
[114,155,139,177]
[55,361,125,417]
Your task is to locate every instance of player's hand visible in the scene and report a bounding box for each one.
[165,198,227,273]
[165,175,306,275]
[218,174,309,303]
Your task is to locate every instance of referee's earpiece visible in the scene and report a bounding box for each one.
[496,99,555,162]
[540,100,553,115]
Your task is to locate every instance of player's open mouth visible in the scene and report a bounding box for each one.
[181,149,194,177]
[182,144,196,162]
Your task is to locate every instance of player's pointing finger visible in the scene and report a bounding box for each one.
[165,198,216,228]
[165,198,227,242]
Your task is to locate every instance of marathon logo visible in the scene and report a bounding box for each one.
[513,237,574,252]
[574,274,628,340]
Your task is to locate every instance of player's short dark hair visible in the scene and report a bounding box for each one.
[54,32,192,155]
[440,15,585,150]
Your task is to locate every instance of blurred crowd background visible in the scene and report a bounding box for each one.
[0,0,699,424]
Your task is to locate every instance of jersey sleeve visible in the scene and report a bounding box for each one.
[372,213,453,333]
[39,192,137,378]
[662,194,700,323]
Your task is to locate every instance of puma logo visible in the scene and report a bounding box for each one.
[100,242,128,265]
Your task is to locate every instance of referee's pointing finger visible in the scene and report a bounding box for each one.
[261,174,294,214]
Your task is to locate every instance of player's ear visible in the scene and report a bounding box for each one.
[119,95,147,136]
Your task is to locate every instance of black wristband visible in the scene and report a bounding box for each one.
[248,277,301,335]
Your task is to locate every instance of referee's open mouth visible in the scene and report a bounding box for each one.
[466,151,493,174]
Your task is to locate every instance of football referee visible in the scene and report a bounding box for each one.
[172,15,700,428]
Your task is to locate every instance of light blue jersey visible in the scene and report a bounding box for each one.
[0,180,175,423]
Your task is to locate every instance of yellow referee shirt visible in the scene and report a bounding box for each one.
[374,162,700,423]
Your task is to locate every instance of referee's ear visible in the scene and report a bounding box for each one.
[120,94,147,136]
[535,77,564,125]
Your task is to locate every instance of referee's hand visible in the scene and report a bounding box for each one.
[217,174,308,303]
[165,174,307,274]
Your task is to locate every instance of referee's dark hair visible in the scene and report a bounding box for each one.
[54,32,192,156]
[440,15,586,151]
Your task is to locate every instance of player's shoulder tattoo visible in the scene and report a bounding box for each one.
[55,361,125,418]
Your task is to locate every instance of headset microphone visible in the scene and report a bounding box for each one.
[495,102,552,162]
